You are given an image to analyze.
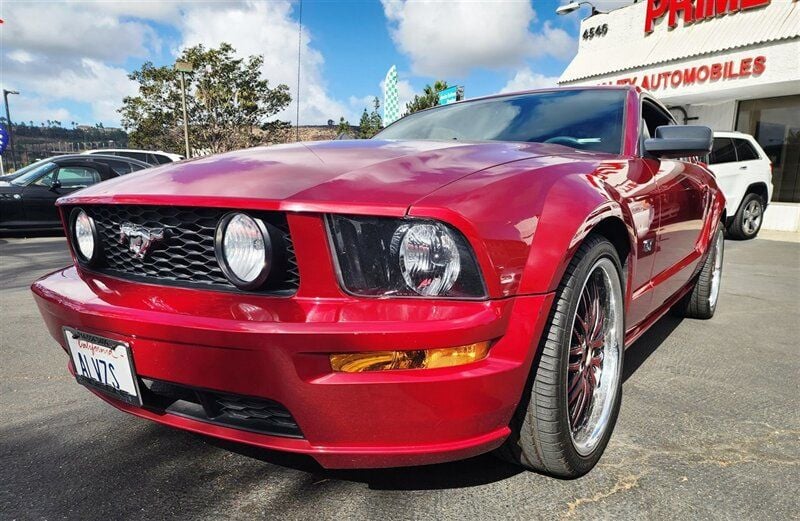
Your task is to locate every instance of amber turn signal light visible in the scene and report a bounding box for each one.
[329,341,491,373]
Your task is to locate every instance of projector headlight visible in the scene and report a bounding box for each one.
[215,212,272,290]
[327,215,486,298]
[70,208,99,264]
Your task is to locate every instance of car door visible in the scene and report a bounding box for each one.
[642,100,711,307]
[707,137,739,213]
[22,162,110,224]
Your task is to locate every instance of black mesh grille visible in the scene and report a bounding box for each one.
[142,379,302,438]
[74,205,299,294]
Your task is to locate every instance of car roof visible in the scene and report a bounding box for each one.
[41,154,151,168]
[84,148,175,155]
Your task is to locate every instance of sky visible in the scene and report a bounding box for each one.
[0,0,634,128]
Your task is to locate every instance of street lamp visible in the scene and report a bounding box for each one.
[3,89,20,171]
[556,1,602,17]
[174,61,193,159]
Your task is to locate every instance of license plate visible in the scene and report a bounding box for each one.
[64,328,142,406]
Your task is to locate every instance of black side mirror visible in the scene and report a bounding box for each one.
[644,125,713,158]
[50,180,62,191]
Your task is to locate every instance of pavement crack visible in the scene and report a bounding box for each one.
[561,473,642,519]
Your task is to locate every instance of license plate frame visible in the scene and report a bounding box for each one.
[63,327,142,407]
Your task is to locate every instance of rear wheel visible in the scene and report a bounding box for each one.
[497,235,624,478]
[728,193,763,240]
[675,227,724,319]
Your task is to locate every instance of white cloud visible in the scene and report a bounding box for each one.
[2,2,158,63]
[1,0,355,126]
[381,0,539,77]
[381,1,576,79]
[500,68,560,94]
[180,1,350,125]
[531,22,577,61]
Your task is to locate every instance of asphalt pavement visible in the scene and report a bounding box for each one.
[1,233,798,520]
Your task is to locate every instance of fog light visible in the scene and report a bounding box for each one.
[329,341,491,372]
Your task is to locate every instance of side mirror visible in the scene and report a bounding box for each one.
[644,125,713,158]
[50,180,62,191]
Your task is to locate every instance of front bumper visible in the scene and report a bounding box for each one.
[32,266,553,468]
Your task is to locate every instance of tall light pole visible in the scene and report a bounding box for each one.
[175,61,193,159]
[3,89,20,170]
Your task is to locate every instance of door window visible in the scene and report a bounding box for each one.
[153,154,173,164]
[708,138,736,165]
[104,160,132,175]
[56,166,102,188]
[641,100,674,138]
[117,151,151,163]
[733,138,760,161]
[30,166,59,187]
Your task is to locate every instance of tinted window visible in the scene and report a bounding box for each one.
[376,89,627,154]
[56,166,101,188]
[117,151,151,163]
[641,100,674,138]
[11,162,57,186]
[154,154,173,164]
[734,139,759,161]
[103,159,132,175]
[709,138,736,164]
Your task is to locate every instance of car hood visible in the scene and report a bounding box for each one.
[59,139,576,213]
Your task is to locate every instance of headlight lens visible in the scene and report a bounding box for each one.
[215,212,272,289]
[327,215,486,298]
[395,223,460,296]
[72,208,96,262]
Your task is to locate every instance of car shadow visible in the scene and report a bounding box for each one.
[623,313,683,382]
[205,436,524,491]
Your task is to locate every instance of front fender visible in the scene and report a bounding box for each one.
[409,155,634,298]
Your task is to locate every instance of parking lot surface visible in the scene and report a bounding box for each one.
[1,234,798,520]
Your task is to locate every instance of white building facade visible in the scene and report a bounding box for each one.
[559,0,800,231]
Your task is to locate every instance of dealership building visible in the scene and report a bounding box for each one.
[559,0,800,231]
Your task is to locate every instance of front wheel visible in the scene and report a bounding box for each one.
[497,235,624,478]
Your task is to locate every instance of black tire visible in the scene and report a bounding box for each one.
[675,227,724,319]
[727,193,764,240]
[496,235,624,478]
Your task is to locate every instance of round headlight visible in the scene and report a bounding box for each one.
[215,212,272,290]
[72,208,97,263]
[395,222,461,296]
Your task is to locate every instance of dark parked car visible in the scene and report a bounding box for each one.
[0,154,149,230]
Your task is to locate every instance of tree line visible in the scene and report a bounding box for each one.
[0,118,128,143]
[116,43,451,151]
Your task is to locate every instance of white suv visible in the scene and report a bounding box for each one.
[707,131,773,240]
[82,149,183,166]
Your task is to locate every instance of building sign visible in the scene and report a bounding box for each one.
[583,23,609,40]
[645,0,772,33]
[438,86,464,105]
[606,55,765,91]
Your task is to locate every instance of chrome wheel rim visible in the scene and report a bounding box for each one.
[742,199,762,236]
[567,258,623,456]
[709,231,724,306]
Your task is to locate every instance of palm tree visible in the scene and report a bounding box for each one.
[405,80,450,115]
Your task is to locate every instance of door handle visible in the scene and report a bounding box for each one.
[739,166,748,170]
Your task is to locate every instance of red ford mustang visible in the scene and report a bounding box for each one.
[32,86,724,478]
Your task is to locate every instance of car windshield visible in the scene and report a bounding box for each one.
[10,161,57,186]
[375,89,627,154]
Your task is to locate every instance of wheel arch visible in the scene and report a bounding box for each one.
[520,194,637,297]
[744,182,770,208]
